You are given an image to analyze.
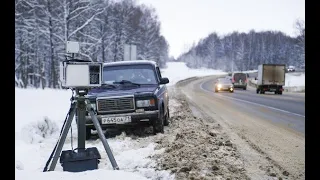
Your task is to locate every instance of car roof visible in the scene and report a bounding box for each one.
[103,60,157,67]
[233,72,246,74]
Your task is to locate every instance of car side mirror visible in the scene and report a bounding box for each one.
[160,77,169,84]
[254,77,257,80]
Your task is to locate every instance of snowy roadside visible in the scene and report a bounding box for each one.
[151,86,249,179]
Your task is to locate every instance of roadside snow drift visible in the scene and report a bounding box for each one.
[285,72,305,87]
[162,62,227,86]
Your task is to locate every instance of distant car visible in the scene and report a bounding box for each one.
[214,78,234,93]
[231,72,248,90]
[287,66,295,72]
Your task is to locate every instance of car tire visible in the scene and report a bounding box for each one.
[164,107,169,126]
[86,127,92,140]
[243,87,247,90]
[153,108,164,134]
[278,91,282,95]
[256,89,259,94]
[229,90,234,93]
[215,89,218,93]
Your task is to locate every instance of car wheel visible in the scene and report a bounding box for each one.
[278,91,282,95]
[256,89,259,94]
[243,87,247,90]
[164,107,169,126]
[229,90,234,93]
[153,108,164,134]
[215,89,218,93]
[86,127,92,140]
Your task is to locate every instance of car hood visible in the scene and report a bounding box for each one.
[87,85,158,98]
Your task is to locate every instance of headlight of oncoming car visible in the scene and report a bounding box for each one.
[217,84,222,88]
[136,99,155,107]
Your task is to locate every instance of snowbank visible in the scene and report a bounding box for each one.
[285,72,305,87]
[161,62,227,86]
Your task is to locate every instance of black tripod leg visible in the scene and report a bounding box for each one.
[48,102,77,171]
[85,101,119,170]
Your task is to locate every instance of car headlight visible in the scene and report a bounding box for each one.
[136,99,155,107]
[217,84,222,88]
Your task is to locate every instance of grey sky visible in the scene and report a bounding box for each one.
[137,0,305,58]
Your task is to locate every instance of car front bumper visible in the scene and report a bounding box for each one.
[217,87,234,91]
[233,83,247,88]
[85,110,159,129]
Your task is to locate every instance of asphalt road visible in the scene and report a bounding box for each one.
[179,75,305,178]
[201,78,305,134]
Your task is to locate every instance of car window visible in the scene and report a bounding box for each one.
[233,73,247,82]
[103,64,158,85]
[156,66,162,80]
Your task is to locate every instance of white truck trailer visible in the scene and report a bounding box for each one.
[256,64,285,95]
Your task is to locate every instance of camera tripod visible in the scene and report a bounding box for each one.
[43,89,119,172]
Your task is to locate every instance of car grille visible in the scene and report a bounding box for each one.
[97,97,134,112]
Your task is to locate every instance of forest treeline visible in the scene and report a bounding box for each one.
[15,0,170,88]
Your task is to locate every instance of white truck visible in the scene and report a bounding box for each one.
[255,64,285,95]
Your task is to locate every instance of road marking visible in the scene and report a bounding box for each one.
[200,80,305,118]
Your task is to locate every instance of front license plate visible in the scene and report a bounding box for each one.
[102,116,131,124]
[270,89,276,91]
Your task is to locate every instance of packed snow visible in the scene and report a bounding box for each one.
[162,62,227,86]
[15,62,227,180]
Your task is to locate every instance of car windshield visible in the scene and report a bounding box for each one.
[218,79,231,84]
[233,73,247,82]
[103,64,158,85]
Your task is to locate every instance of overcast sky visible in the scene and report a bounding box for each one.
[136,0,305,58]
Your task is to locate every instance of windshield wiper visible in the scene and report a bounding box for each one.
[113,80,141,86]
[101,83,117,88]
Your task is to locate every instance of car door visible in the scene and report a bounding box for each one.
[156,66,169,113]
